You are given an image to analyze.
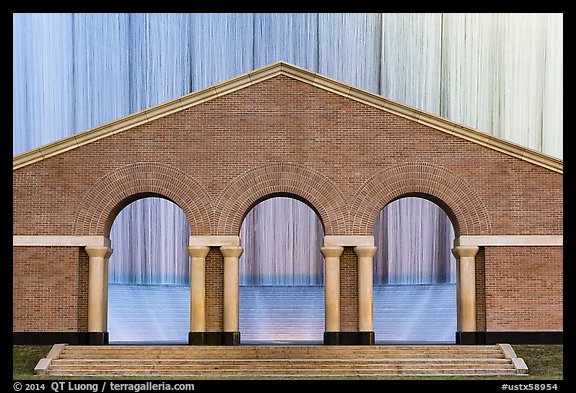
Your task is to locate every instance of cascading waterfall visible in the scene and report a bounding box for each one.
[239,197,325,286]
[374,198,456,285]
[14,14,562,341]
[108,198,190,285]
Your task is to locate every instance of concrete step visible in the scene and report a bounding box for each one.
[51,358,515,365]
[49,362,516,373]
[36,343,528,377]
[45,359,518,375]
[47,367,517,376]
[46,368,519,376]
[59,345,505,358]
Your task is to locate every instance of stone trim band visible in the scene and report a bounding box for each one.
[13,235,563,248]
[455,235,563,247]
[13,235,111,247]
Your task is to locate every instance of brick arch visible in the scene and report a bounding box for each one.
[215,162,348,235]
[74,162,213,236]
[351,162,491,236]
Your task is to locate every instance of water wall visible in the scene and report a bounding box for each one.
[239,197,325,286]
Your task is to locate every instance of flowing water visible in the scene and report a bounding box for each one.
[108,283,456,344]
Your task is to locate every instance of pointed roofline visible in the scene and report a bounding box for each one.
[13,61,562,174]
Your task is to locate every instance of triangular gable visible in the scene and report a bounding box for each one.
[13,61,563,174]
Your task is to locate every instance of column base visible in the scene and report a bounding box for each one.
[324,331,374,345]
[456,331,563,345]
[188,332,240,345]
[456,331,485,345]
[13,332,108,345]
[86,332,109,345]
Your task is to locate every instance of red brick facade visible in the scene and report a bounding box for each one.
[484,246,563,331]
[13,65,563,344]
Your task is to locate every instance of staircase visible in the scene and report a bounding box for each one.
[35,344,528,377]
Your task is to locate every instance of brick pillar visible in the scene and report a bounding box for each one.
[85,246,113,344]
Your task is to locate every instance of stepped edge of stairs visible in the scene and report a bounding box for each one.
[34,343,529,377]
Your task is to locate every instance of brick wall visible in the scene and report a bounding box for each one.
[13,247,82,332]
[205,248,224,331]
[13,74,563,336]
[475,248,486,332]
[340,247,358,331]
[79,249,89,332]
[484,246,563,331]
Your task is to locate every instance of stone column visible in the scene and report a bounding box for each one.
[355,246,377,332]
[321,246,344,334]
[220,245,244,342]
[452,245,480,333]
[187,246,210,335]
[85,246,113,337]
[103,255,109,331]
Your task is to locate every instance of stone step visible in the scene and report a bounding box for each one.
[37,343,528,377]
[60,345,504,354]
[60,345,499,352]
[50,361,515,371]
[47,368,519,376]
[59,353,505,360]
[59,350,505,359]
[46,360,517,373]
[52,358,510,365]
[49,367,516,373]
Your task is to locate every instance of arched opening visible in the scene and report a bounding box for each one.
[373,196,457,343]
[239,196,325,344]
[107,196,190,343]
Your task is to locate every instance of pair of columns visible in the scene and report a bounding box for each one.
[321,245,377,333]
[188,245,243,334]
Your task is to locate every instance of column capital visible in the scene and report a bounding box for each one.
[85,246,113,259]
[189,235,240,247]
[354,245,377,258]
[187,246,210,258]
[220,245,244,258]
[324,235,374,247]
[452,245,480,259]
[320,246,344,258]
